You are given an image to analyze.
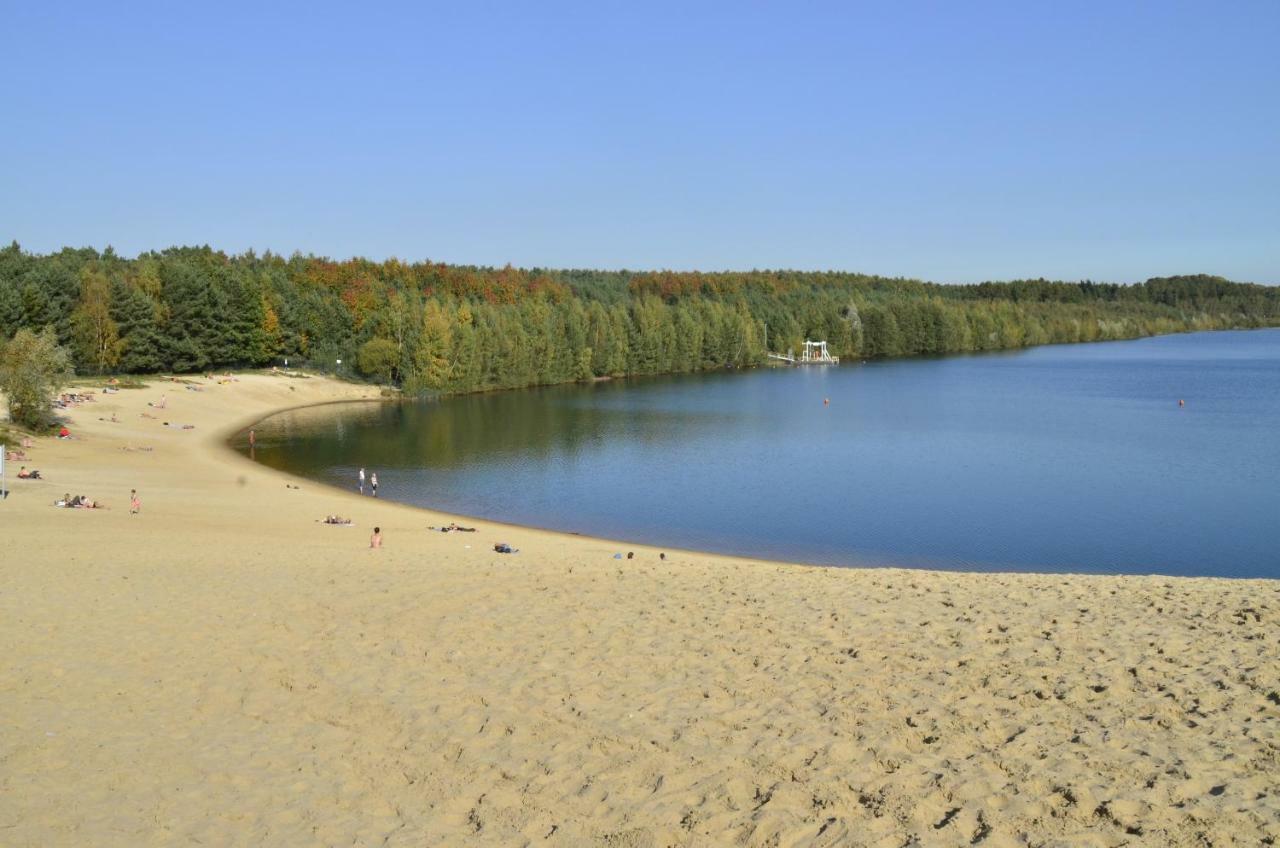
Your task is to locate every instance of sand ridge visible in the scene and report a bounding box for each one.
[1,372,1277,846]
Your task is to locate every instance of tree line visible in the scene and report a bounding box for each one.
[2,242,1278,397]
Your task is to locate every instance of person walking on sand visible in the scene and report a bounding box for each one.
[358,466,366,494]
[129,489,140,514]
[370,472,378,497]
[370,527,382,549]
[248,429,256,448]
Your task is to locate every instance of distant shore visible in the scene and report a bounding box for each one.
[2,371,1276,846]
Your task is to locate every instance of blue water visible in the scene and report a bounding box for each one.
[246,329,1280,578]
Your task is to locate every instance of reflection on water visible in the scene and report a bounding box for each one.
[242,330,1280,578]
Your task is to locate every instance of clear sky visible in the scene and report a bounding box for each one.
[3,1,1277,283]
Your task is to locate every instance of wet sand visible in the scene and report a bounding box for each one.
[1,372,1277,846]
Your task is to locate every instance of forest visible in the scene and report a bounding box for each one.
[2,242,1278,395]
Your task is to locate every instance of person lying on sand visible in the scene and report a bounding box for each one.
[493,543,518,554]
[161,422,195,429]
[5,449,28,461]
[16,467,41,479]
[430,523,477,533]
[318,515,353,525]
[55,494,103,509]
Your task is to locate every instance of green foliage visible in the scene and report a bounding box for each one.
[409,300,452,392]
[2,244,1278,399]
[357,337,400,384]
[0,327,75,428]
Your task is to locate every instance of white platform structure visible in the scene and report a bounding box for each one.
[767,340,840,365]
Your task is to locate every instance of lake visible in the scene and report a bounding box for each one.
[242,329,1280,578]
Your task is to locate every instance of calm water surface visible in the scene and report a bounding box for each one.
[245,330,1280,578]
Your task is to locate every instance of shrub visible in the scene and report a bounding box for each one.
[0,328,75,428]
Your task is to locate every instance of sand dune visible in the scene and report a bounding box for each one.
[1,372,1277,847]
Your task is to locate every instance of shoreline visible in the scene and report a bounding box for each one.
[224,392,819,577]
[230,365,1277,582]
[3,370,1277,846]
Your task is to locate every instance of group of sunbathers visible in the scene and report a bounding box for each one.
[430,523,477,533]
[54,392,95,409]
[323,519,481,532]
[311,514,522,554]
[55,493,102,509]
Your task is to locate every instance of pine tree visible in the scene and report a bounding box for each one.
[111,278,165,372]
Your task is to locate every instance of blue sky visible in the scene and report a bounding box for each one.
[3,1,1277,283]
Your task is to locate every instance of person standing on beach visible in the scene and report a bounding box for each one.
[358,467,366,494]
[130,489,140,514]
[370,472,378,497]
[248,429,256,448]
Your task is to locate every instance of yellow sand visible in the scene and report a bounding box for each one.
[1,373,1277,847]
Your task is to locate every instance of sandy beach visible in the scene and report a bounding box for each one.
[1,372,1277,847]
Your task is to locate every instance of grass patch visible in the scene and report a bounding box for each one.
[100,375,150,389]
